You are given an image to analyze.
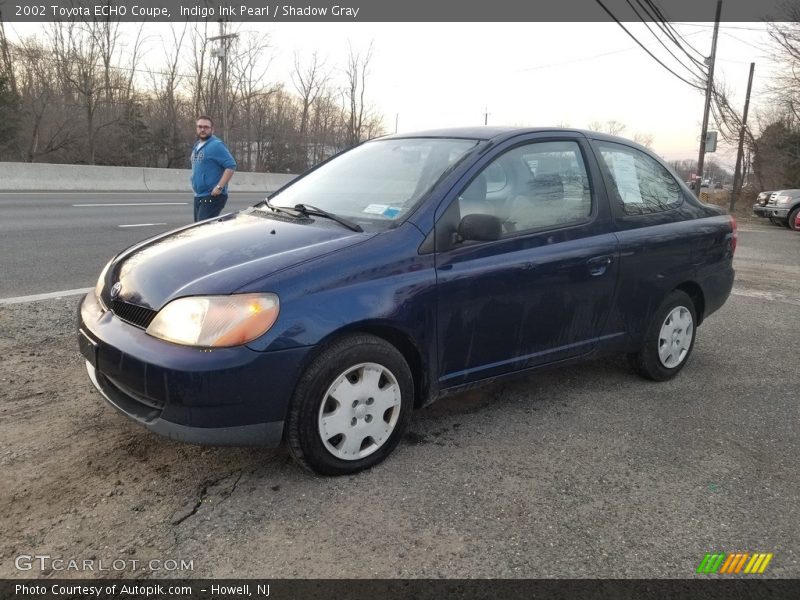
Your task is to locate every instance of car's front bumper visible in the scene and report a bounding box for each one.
[78,292,310,447]
[752,204,769,217]
[84,360,285,445]
[764,207,790,219]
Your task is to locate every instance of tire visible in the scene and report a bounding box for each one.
[630,290,697,382]
[788,206,800,231]
[286,334,414,475]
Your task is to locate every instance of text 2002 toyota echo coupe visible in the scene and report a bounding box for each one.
[78,127,735,475]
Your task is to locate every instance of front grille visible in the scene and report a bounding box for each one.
[111,300,158,329]
[105,373,165,410]
[97,371,163,423]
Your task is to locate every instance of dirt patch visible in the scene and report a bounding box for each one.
[0,298,272,578]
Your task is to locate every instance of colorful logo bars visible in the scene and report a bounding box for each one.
[696,552,773,574]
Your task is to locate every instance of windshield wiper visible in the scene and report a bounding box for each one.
[257,198,304,218]
[293,204,363,232]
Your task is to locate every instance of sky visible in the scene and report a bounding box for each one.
[5,20,777,169]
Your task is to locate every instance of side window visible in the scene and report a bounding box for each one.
[453,140,592,235]
[484,162,508,193]
[596,142,683,215]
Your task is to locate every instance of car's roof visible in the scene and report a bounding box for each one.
[378,126,640,146]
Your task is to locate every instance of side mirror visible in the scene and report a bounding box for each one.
[457,213,502,243]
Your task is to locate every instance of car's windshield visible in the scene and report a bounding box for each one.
[268,137,480,228]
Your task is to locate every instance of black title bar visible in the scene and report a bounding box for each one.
[0,0,792,22]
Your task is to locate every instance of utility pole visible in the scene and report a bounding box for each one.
[395,113,398,134]
[695,0,723,198]
[730,62,755,212]
[208,20,238,144]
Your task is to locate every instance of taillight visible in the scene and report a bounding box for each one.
[729,215,737,254]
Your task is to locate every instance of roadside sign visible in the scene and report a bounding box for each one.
[705,132,718,153]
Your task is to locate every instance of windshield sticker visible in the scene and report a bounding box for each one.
[383,207,401,218]
[363,204,389,214]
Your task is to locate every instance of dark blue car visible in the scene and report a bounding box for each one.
[78,127,736,475]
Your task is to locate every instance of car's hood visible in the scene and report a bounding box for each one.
[107,209,371,310]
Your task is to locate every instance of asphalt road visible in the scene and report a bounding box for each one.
[0,192,268,298]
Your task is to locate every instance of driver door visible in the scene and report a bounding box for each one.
[434,135,619,388]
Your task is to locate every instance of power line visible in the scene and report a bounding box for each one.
[626,0,706,75]
[518,46,637,72]
[595,0,706,91]
[672,22,768,32]
[720,30,769,53]
[642,0,707,62]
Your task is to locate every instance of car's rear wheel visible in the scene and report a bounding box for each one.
[286,334,413,475]
[630,290,697,381]
[788,207,800,231]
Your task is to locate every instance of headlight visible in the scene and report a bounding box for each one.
[146,293,280,347]
[776,195,792,205]
[95,258,113,300]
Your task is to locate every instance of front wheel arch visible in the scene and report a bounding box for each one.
[306,323,429,409]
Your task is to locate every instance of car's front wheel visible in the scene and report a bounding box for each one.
[286,334,413,475]
[630,290,697,381]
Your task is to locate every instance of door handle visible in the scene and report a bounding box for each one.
[587,255,613,276]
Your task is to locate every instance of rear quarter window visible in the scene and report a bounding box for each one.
[595,141,683,215]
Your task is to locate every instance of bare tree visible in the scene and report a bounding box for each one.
[50,21,122,164]
[588,120,626,136]
[309,90,345,164]
[228,31,275,171]
[188,22,220,119]
[0,10,17,94]
[633,132,654,148]
[292,51,329,169]
[261,87,301,172]
[767,16,800,121]
[13,37,75,162]
[146,23,190,167]
[0,23,390,172]
[343,41,374,146]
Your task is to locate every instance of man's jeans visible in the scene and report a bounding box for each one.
[194,194,228,222]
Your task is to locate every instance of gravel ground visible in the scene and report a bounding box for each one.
[1,222,798,579]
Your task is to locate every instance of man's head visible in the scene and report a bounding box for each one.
[196,116,214,140]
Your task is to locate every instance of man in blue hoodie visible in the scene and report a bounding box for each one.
[190,116,237,222]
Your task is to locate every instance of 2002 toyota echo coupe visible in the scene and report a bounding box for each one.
[78,127,736,475]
